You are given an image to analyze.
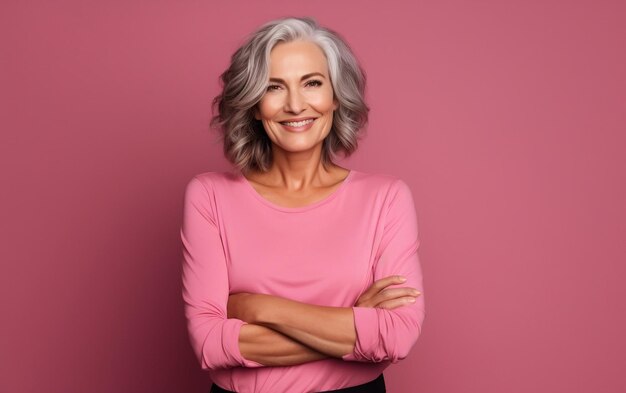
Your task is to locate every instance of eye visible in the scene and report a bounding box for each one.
[266,79,322,92]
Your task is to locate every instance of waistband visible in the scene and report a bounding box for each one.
[210,373,385,393]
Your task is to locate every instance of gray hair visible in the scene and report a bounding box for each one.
[209,16,370,174]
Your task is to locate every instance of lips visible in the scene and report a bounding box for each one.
[279,117,316,125]
[279,118,317,132]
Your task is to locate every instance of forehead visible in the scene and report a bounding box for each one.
[268,40,328,77]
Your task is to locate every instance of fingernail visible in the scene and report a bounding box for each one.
[399,276,407,282]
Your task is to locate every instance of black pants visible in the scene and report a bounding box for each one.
[210,373,386,393]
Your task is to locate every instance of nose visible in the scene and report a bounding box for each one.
[284,89,305,114]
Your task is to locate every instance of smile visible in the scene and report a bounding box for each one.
[279,118,316,132]
[280,119,315,127]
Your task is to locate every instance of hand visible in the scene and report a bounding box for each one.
[355,275,421,309]
[227,292,255,322]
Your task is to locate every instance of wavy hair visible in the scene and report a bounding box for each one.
[209,16,370,174]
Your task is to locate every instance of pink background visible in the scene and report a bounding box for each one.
[1,1,625,392]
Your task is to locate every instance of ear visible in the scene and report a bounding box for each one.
[333,97,339,111]
[253,106,261,120]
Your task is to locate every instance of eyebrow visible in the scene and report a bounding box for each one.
[269,72,326,83]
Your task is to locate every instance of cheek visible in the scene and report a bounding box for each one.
[258,98,281,117]
[311,93,336,112]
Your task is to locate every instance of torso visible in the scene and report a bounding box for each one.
[187,169,410,392]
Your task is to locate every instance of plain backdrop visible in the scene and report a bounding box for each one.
[1,1,625,392]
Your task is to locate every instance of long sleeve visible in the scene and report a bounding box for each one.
[180,176,264,370]
[342,179,426,363]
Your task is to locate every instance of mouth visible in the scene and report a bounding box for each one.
[279,118,317,132]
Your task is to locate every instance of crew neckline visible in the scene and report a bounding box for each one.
[237,169,356,213]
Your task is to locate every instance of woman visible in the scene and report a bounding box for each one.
[181,16,425,393]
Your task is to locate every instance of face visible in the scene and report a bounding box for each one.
[254,40,338,156]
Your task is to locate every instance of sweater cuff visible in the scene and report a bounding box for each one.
[342,307,378,362]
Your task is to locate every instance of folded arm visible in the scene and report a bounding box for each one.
[182,176,424,368]
[342,179,425,363]
[181,177,263,370]
[230,293,357,358]
[230,179,426,364]
[238,323,330,366]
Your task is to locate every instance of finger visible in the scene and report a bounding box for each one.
[376,296,417,310]
[356,289,420,308]
[367,275,408,295]
[369,288,421,307]
[376,287,421,302]
[357,276,410,305]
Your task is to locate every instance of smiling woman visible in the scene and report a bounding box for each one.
[209,17,369,175]
[181,16,425,393]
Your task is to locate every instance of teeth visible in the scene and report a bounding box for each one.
[281,119,314,127]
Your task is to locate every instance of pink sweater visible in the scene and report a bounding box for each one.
[180,169,426,393]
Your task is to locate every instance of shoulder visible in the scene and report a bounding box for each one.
[191,170,237,185]
[182,171,240,220]
[182,171,241,211]
[351,171,416,218]
[351,170,412,197]
[186,170,239,192]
